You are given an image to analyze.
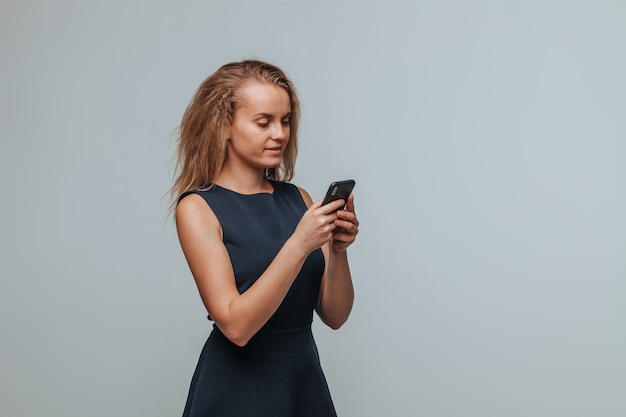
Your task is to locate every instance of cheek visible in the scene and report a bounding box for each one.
[229,123,254,141]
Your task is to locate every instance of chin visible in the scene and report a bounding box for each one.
[262,158,283,168]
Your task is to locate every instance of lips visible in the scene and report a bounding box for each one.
[265,146,282,155]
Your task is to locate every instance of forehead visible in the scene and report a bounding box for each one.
[236,81,291,114]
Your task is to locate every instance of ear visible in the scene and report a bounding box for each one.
[224,122,232,146]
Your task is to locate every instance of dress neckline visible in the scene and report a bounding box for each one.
[212,180,276,196]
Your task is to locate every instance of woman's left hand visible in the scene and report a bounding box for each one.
[330,194,359,253]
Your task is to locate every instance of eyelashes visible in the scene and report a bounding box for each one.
[256,119,290,128]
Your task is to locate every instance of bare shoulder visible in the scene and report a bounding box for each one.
[175,193,221,237]
[297,186,314,208]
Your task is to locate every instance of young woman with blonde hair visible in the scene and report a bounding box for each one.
[171,60,359,416]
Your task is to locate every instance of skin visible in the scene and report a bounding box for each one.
[176,81,359,347]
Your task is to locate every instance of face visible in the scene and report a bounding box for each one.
[227,81,291,172]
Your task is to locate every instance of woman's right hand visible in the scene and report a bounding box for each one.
[290,199,346,254]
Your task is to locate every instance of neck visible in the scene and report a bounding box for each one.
[214,166,271,194]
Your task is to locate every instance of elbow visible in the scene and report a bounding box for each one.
[327,319,347,330]
[231,336,250,348]
[317,304,352,330]
[321,315,349,330]
[224,330,251,347]
[210,306,255,347]
[220,325,253,347]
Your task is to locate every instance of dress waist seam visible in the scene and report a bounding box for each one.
[257,323,312,335]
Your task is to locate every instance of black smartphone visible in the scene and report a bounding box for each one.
[321,179,355,209]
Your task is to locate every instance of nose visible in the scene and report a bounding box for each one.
[270,122,288,140]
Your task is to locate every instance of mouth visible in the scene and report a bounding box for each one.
[265,146,282,155]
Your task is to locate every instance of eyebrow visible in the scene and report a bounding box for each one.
[252,112,292,119]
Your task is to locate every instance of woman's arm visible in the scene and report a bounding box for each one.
[176,193,344,347]
[299,189,359,330]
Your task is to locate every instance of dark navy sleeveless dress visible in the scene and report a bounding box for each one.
[180,180,337,417]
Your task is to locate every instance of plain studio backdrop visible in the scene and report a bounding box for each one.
[1,1,624,416]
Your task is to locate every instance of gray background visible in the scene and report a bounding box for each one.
[1,1,624,416]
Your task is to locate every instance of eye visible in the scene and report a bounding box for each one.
[281,118,290,126]
[256,119,269,128]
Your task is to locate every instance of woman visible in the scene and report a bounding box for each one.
[170,60,359,417]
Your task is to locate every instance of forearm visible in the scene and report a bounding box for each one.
[316,249,354,329]
[220,238,309,346]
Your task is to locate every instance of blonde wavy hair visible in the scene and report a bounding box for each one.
[168,60,300,215]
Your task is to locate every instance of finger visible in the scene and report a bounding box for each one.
[336,210,356,221]
[331,231,355,244]
[334,219,358,234]
[336,211,359,228]
[318,198,345,214]
[345,194,355,213]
